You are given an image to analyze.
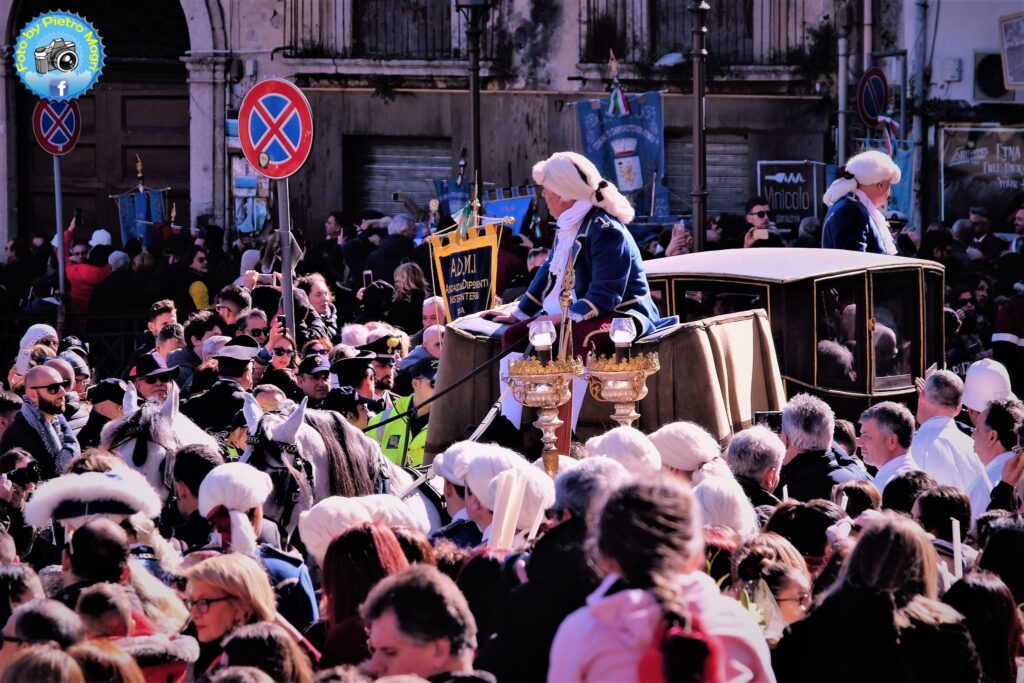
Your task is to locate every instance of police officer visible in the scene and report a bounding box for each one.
[357,334,403,407]
[295,354,331,409]
[366,358,437,467]
[182,336,260,435]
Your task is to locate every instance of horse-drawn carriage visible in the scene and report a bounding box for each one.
[426,248,945,456]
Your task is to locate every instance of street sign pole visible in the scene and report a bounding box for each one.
[278,178,295,338]
[53,154,66,334]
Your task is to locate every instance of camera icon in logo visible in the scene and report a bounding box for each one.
[34,37,78,74]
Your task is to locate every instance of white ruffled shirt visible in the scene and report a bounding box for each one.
[544,199,592,319]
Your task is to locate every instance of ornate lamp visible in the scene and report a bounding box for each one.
[585,317,660,428]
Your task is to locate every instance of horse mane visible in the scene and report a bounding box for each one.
[248,415,313,506]
[303,409,380,498]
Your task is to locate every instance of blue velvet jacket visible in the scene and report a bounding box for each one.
[515,208,661,335]
[822,194,888,254]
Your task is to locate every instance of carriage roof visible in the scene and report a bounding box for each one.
[643,248,942,284]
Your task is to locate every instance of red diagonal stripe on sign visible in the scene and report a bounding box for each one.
[42,103,73,141]
[251,99,298,158]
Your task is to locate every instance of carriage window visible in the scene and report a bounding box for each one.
[815,275,866,391]
[672,281,768,324]
[871,271,918,391]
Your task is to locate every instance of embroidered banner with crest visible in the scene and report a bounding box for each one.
[575,91,669,217]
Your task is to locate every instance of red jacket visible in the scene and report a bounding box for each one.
[63,228,110,314]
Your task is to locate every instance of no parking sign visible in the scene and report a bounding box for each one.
[238,79,313,179]
[32,99,80,155]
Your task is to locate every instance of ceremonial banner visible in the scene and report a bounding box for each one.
[482,196,533,235]
[576,91,669,217]
[429,224,499,322]
[859,138,916,217]
[116,189,167,246]
[433,177,471,216]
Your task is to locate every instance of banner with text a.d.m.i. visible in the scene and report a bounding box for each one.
[429,224,499,322]
[575,91,669,217]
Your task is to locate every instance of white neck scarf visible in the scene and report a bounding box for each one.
[854,190,897,255]
[544,200,593,315]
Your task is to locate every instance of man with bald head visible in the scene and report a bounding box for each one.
[0,365,80,480]
[44,357,88,434]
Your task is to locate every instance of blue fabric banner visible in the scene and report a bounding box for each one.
[859,138,916,217]
[148,190,166,225]
[482,196,533,235]
[433,178,471,217]
[117,192,135,246]
[575,91,669,218]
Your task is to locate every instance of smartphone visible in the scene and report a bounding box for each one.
[753,410,783,434]
[672,223,687,239]
[391,192,400,201]
[277,314,286,328]
[362,270,374,288]
[753,228,770,241]
[256,273,275,286]
[74,208,82,224]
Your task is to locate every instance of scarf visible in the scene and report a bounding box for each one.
[544,199,593,316]
[20,400,80,474]
[853,190,898,256]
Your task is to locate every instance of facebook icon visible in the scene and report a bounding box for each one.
[48,80,68,98]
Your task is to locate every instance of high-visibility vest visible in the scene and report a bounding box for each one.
[368,394,427,467]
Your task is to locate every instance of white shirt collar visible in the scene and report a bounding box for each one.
[984,451,1016,481]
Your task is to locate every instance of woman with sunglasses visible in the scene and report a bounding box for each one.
[183,553,279,680]
[183,246,212,314]
[253,322,305,402]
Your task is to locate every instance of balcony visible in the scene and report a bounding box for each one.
[579,0,820,68]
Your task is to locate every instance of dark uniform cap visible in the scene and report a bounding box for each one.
[88,378,127,404]
[358,335,403,359]
[329,349,376,375]
[214,335,261,362]
[298,354,331,375]
[130,353,180,379]
[407,358,439,381]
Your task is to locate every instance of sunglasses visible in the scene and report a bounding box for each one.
[249,327,268,337]
[0,634,28,644]
[184,596,232,615]
[195,256,207,264]
[142,373,175,384]
[748,210,772,219]
[272,347,295,357]
[29,380,70,395]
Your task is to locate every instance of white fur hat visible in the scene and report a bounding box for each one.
[489,464,556,533]
[432,441,482,484]
[25,468,162,530]
[359,494,425,532]
[585,426,661,475]
[649,421,722,472]
[963,359,1017,412]
[531,454,580,477]
[823,150,901,206]
[198,462,273,555]
[449,444,527,511]
[298,497,373,566]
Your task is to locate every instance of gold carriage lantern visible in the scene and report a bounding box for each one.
[504,324,581,478]
[584,317,660,429]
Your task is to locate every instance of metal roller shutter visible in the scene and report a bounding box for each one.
[343,136,453,215]
[664,133,750,217]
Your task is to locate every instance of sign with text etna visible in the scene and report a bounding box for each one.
[757,161,824,233]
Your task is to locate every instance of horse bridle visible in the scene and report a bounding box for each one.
[247,416,316,531]
[110,412,176,494]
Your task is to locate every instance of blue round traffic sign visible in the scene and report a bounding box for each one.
[238,79,314,180]
[32,100,81,156]
[12,11,105,101]
[857,67,888,128]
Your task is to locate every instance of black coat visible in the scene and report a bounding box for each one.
[773,589,982,683]
[489,516,600,682]
[0,413,59,480]
[775,448,866,502]
[77,410,111,450]
[735,474,781,508]
[367,235,415,283]
[181,379,246,435]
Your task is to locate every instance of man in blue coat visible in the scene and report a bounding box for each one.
[483,151,661,349]
[821,150,902,255]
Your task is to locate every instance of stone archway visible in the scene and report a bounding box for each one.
[0,0,226,243]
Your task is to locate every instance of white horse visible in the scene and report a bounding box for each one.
[240,395,444,539]
[100,382,219,504]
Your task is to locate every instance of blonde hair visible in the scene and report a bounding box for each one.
[185,553,277,624]
[68,640,145,683]
[393,262,428,302]
[128,558,189,634]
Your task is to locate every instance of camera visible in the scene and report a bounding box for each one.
[34,38,79,74]
[256,273,275,286]
[4,461,40,489]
